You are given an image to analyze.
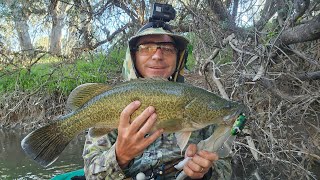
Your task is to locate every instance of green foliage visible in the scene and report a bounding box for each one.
[259,20,279,44]
[218,46,233,64]
[185,43,196,70]
[266,31,278,40]
[184,32,199,71]
[0,49,126,95]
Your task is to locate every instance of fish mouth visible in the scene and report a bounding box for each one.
[223,104,247,123]
[223,110,239,122]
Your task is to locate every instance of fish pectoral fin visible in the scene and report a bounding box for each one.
[66,83,112,110]
[175,131,192,152]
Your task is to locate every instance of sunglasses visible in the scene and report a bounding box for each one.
[133,42,178,56]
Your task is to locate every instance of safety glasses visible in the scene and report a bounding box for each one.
[134,42,177,56]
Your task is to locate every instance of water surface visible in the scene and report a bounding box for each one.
[0,129,85,180]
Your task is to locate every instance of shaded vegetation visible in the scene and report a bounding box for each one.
[0,50,126,95]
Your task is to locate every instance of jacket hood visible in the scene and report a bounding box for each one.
[122,25,189,82]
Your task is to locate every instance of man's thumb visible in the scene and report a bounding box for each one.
[186,144,197,157]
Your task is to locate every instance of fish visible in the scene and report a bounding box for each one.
[21,78,245,167]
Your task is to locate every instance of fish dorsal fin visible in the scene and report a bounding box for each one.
[67,83,112,110]
[175,131,192,153]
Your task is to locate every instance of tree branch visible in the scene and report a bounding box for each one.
[113,0,138,22]
[93,0,113,17]
[232,0,239,21]
[287,0,310,26]
[276,0,287,27]
[255,0,277,31]
[279,14,320,45]
[258,78,295,102]
[207,0,234,27]
[289,48,320,67]
[296,71,320,81]
[91,22,131,49]
[225,0,232,9]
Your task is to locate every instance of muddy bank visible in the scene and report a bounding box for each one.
[0,90,67,130]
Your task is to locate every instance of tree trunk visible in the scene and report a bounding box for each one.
[5,0,34,56]
[11,4,34,56]
[72,0,93,50]
[14,20,33,54]
[49,1,70,55]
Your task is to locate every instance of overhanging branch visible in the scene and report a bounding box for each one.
[297,71,320,81]
[255,0,277,31]
[92,22,131,49]
[207,0,232,23]
[279,14,320,45]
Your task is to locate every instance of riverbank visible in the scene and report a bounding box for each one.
[0,90,67,130]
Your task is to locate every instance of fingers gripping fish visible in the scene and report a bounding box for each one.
[175,114,247,180]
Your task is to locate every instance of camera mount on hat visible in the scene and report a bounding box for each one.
[149,3,176,22]
[138,3,176,33]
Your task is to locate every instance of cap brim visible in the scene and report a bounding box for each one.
[129,28,189,50]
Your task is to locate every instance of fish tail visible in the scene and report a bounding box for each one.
[21,120,74,167]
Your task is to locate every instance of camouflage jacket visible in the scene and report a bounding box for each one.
[83,125,232,180]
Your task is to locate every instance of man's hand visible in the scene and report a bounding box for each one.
[183,144,219,179]
[115,101,164,168]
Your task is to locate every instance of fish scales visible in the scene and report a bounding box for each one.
[21,79,245,167]
[68,80,189,133]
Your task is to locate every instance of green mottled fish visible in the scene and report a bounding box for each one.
[21,78,245,167]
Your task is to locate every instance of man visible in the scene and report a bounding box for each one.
[83,22,232,179]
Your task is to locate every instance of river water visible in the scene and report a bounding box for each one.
[0,128,85,180]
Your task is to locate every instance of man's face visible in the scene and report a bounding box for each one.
[134,34,177,78]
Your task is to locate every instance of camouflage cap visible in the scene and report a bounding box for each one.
[128,27,189,51]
